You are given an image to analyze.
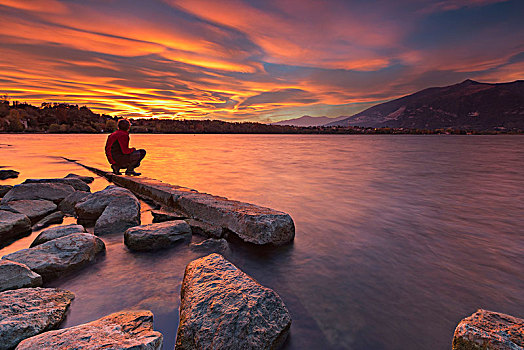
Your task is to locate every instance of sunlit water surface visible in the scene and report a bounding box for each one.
[1,134,523,350]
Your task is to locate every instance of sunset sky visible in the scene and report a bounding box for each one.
[1,0,523,122]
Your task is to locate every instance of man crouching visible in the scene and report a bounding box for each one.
[105,119,146,176]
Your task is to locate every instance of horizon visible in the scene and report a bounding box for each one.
[1,0,523,122]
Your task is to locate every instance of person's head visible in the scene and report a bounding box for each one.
[117,119,131,131]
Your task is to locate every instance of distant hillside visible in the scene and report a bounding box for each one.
[271,115,347,127]
[326,80,524,130]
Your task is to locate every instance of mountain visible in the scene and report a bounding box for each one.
[325,79,524,130]
[272,115,348,127]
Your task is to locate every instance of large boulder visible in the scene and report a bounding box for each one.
[64,173,94,184]
[32,211,64,231]
[23,178,90,192]
[0,185,12,198]
[0,287,74,350]
[16,310,163,350]
[75,185,140,235]
[2,233,105,282]
[0,260,42,292]
[452,309,524,350]
[0,210,31,244]
[30,224,86,247]
[0,199,57,224]
[1,183,75,205]
[0,170,19,180]
[124,220,191,251]
[176,254,291,350]
[58,191,90,215]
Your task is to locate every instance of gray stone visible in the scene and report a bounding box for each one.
[58,191,90,216]
[151,209,187,223]
[176,254,291,350]
[189,238,229,254]
[0,287,74,350]
[32,211,64,231]
[0,210,31,244]
[76,185,140,235]
[3,233,105,282]
[1,183,75,204]
[452,309,524,350]
[0,185,12,198]
[30,224,86,247]
[64,173,94,184]
[124,220,191,251]
[0,170,19,180]
[16,310,163,350]
[1,199,57,224]
[23,178,90,192]
[186,218,224,238]
[0,260,42,292]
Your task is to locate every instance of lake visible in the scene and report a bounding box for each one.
[1,134,523,349]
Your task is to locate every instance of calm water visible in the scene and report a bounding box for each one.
[1,134,523,350]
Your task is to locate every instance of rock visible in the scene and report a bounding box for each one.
[32,211,64,231]
[186,218,224,238]
[0,287,74,350]
[176,254,291,350]
[30,224,86,247]
[23,178,90,192]
[1,199,57,224]
[76,185,140,235]
[452,309,524,350]
[64,173,94,184]
[0,183,75,204]
[58,191,90,216]
[151,209,188,223]
[0,210,31,244]
[16,310,163,350]
[124,220,191,251]
[2,233,105,282]
[0,260,42,292]
[0,170,19,180]
[0,185,12,198]
[189,238,229,254]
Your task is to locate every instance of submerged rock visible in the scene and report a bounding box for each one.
[0,185,12,198]
[0,169,19,180]
[176,254,291,350]
[58,191,90,216]
[1,199,57,224]
[189,238,229,254]
[0,260,42,292]
[452,309,524,350]
[186,218,223,239]
[32,211,64,231]
[64,173,94,184]
[30,224,86,247]
[1,183,75,204]
[124,220,191,251]
[0,287,74,350]
[0,210,31,244]
[75,185,140,235]
[151,209,188,223]
[3,233,105,282]
[23,178,90,192]
[17,310,163,350]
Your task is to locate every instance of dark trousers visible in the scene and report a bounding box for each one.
[114,149,146,171]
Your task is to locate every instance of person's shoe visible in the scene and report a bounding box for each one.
[111,165,122,175]
[125,170,141,176]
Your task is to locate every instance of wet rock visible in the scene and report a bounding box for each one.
[189,238,229,254]
[151,209,188,223]
[75,185,140,235]
[1,199,57,224]
[30,224,86,247]
[32,211,64,231]
[124,220,191,251]
[0,260,42,292]
[64,173,94,184]
[452,309,524,350]
[0,287,74,350]
[186,218,224,238]
[1,183,75,205]
[0,210,31,244]
[2,233,105,282]
[23,178,90,192]
[16,310,163,350]
[176,254,291,350]
[0,185,12,198]
[0,169,19,180]
[58,191,90,216]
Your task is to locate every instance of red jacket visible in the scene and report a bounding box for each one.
[105,130,136,164]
